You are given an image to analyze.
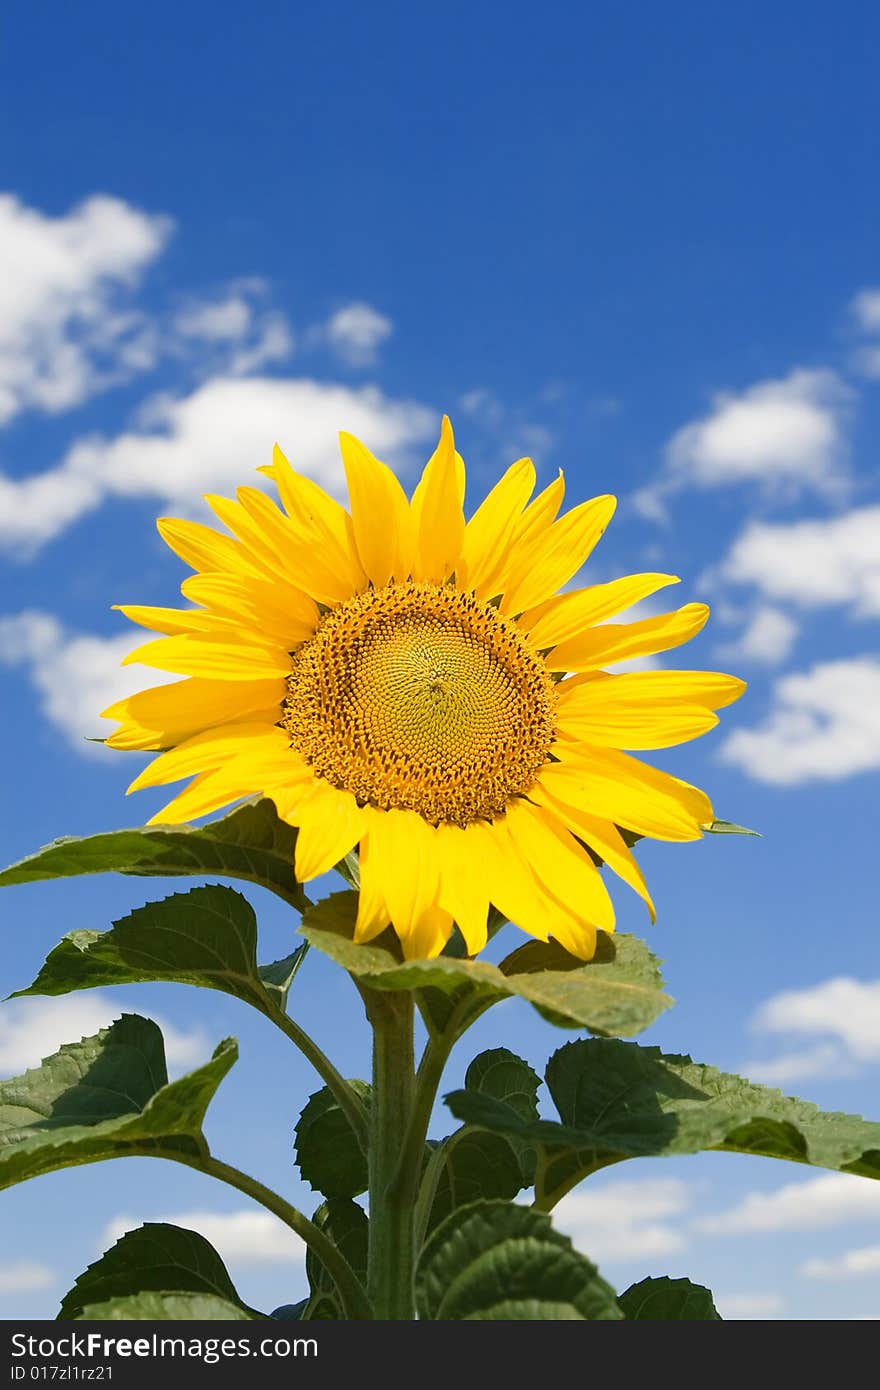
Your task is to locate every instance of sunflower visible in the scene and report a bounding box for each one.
[104,418,745,961]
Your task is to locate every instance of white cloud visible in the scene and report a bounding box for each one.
[742,1043,856,1086]
[719,656,880,783]
[635,369,852,519]
[802,1245,880,1280]
[697,1172,880,1236]
[0,193,171,426]
[0,1262,56,1294]
[751,978,880,1062]
[0,375,435,555]
[172,281,294,377]
[0,995,208,1077]
[103,1209,306,1268]
[321,302,392,366]
[717,506,880,617]
[850,287,880,334]
[715,1291,784,1318]
[0,610,176,753]
[554,1177,690,1262]
[715,605,798,667]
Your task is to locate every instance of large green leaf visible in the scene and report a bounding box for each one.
[12,885,307,1021]
[294,1082,371,1198]
[73,1292,258,1320]
[0,1014,235,1190]
[618,1275,721,1320]
[446,1039,880,1206]
[303,1199,369,1318]
[59,1223,254,1319]
[416,1199,622,1320]
[301,893,670,1038]
[0,797,307,910]
[428,1049,542,1231]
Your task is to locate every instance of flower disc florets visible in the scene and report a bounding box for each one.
[281,580,557,826]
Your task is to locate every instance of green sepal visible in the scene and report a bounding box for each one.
[416,1199,622,1320]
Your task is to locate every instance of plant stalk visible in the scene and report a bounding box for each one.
[363,987,417,1319]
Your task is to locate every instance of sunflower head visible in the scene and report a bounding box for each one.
[105,417,745,962]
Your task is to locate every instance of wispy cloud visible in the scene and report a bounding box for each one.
[0,193,171,426]
[719,656,880,783]
[713,506,880,618]
[801,1245,880,1280]
[715,605,799,667]
[0,1262,56,1295]
[635,369,852,520]
[312,302,393,366]
[554,1177,691,1262]
[0,376,435,555]
[696,1172,880,1236]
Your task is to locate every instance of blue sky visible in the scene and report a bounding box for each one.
[2,1,880,1321]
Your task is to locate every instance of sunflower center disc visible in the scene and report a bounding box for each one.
[282,581,557,825]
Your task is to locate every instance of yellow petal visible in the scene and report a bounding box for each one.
[549,603,710,671]
[180,572,318,646]
[522,573,680,649]
[410,416,466,582]
[400,904,455,961]
[293,781,369,881]
[543,745,713,842]
[554,673,721,748]
[121,633,291,680]
[112,605,217,636]
[126,723,293,792]
[156,517,261,577]
[101,676,285,751]
[500,494,617,616]
[436,822,490,955]
[355,813,392,943]
[381,810,441,943]
[473,816,597,956]
[530,782,655,921]
[235,486,360,605]
[505,799,615,933]
[457,456,536,596]
[339,432,414,586]
[261,443,366,593]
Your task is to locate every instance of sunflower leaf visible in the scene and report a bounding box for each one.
[301,893,671,1038]
[445,1039,880,1208]
[618,1275,721,1320]
[294,1082,371,1198]
[0,1014,236,1192]
[305,1199,369,1316]
[415,1199,622,1320]
[73,1292,259,1320]
[0,797,308,910]
[58,1223,256,1320]
[10,885,307,1021]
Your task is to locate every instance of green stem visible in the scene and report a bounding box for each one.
[193,1154,372,1320]
[269,1006,369,1154]
[363,987,417,1320]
